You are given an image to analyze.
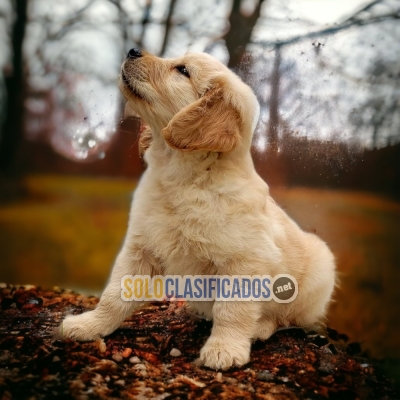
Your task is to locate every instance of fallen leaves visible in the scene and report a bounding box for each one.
[0,284,397,399]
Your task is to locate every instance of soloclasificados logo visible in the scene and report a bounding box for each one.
[121,274,298,303]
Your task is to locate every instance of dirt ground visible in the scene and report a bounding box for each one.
[1,285,396,399]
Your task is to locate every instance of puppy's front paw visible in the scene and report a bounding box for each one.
[57,311,109,341]
[197,336,250,370]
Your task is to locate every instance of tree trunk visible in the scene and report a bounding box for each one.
[264,46,287,187]
[224,0,266,69]
[267,46,281,153]
[160,0,178,56]
[0,0,28,174]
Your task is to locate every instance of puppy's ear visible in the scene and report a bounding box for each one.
[161,79,242,152]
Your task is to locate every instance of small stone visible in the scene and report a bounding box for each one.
[257,371,274,381]
[280,376,289,382]
[129,356,141,364]
[361,363,369,368]
[216,372,223,382]
[115,380,125,386]
[133,363,146,371]
[52,356,60,362]
[27,297,43,306]
[170,348,181,357]
[318,361,334,374]
[298,369,305,374]
[112,353,123,362]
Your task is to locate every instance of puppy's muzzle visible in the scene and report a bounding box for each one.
[121,48,146,101]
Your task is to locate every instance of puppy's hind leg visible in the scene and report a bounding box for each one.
[58,245,158,341]
[253,315,277,341]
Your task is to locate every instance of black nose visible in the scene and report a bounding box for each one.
[127,48,142,59]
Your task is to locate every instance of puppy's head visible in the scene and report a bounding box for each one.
[119,49,259,153]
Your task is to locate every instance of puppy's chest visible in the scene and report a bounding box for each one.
[144,185,232,259]
[153,191,224,242]
[140,180,268,267]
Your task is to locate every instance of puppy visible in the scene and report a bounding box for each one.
[59,49,335,370]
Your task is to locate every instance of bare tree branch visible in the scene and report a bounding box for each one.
[54,0,97,40]
[339,0,384,24]
[136,0,152,49]
[160,0,178,56]
[252,12,400,49]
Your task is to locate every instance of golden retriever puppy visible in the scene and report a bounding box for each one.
[59,49,335,370]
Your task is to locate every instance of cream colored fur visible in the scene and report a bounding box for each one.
[59,51,335,370]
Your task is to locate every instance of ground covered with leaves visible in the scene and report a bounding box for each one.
[0,284,397,399]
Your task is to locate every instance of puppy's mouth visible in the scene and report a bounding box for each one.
[121,70,146,101]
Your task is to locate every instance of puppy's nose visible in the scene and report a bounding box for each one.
[127,48,142,59]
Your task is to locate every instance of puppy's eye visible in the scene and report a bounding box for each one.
[175,65,190,78]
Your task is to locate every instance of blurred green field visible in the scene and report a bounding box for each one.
[0,175,399,365]
[0,175,136,292]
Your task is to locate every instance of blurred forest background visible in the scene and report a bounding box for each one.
[0,0,400,385]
